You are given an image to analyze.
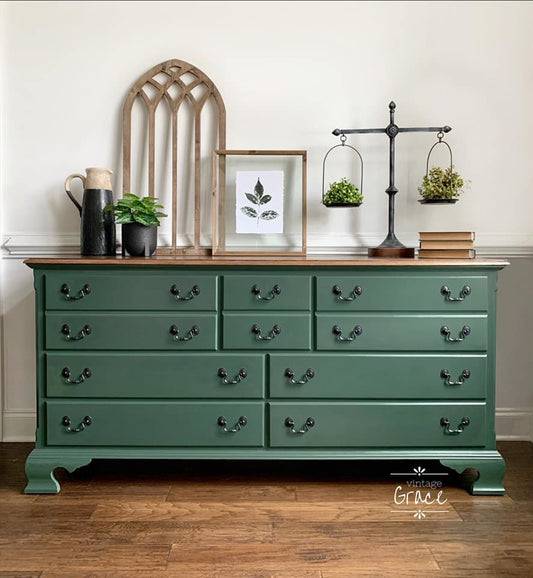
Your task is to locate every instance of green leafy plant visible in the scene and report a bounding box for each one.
[323,177,363,206]
[104,193,167,226]
[418,165,469,200]
[241,178,279,224]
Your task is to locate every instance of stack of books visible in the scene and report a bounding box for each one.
[418,232,476,259]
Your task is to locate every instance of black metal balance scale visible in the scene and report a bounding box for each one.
[331,101,451,258]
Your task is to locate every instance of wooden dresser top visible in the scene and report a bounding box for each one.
[24,255,510,268]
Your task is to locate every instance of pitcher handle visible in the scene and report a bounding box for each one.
[65,173,85,215]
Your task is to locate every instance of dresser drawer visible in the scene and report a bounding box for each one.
[223,313,311,350]
[316,314,488,351]
[45,312,217,350]
[45,271,217,310]
[46,401,264,446]
[316,275,489,311]
[269,402,486,447]
[223,275,311,310]
[269,354,487,399]
[46,353,265,398]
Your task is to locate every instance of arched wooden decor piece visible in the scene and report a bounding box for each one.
[123,59,226,254]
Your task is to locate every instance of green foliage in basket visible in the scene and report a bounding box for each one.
[105,193,167,226]
[323,178,363,205]
[418,166,469,200]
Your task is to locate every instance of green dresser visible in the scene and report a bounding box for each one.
[24,256,508,494]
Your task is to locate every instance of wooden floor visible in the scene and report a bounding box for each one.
[1,442,533,577]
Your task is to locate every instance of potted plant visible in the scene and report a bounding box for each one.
[418,165,469,204]
[105,193,167,256]
[323,177,363,207]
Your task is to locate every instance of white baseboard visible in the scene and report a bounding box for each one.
[495,409,533,441]
[2,411,36,442]
[3,409,532,443]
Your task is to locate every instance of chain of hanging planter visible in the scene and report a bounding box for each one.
[322,134,364,207]
[418,130,460,204]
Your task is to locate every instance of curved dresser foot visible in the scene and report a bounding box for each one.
[440,455,506,495]
[24,449,93,494]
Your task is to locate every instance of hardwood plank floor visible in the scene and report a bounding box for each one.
[1,442,532,576]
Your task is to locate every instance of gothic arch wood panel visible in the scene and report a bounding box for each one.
[123,59,226,254]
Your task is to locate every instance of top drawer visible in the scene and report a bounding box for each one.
[45,271,217,310]
[316,275,489,311]
[223,275,311,310]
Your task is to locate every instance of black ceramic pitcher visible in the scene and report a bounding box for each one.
[65,168,116,256]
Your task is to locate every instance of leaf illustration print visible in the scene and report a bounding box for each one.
[241,178,279,230]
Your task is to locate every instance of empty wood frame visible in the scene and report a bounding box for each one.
[123,59,226,254]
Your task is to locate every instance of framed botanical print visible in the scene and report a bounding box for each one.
[212,150,307,256]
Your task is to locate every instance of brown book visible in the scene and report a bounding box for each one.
[419,231,475,241]
[418,249,476,259]
[420,240,475,250]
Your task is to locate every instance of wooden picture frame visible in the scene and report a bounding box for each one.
[212,150,307,256]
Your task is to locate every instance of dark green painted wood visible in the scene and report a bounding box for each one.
[46,353,265,398]
[24,449,93,494]
[269,353,487,399]
[269,402,486,447]
[223,274,311,310]
[45,271,218,310]
[46,401,264,446]
[223,313,311,350]
[45,312,217,350]
[25,263,506,494]
[316,313,488,351]
[316,274,488,311]
[440,456,506,495]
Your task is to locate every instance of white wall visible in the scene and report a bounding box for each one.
[1,1,533,440]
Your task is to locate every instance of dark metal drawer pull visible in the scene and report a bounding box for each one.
[62,415,92,433]
[217,415,248,433]
[169,324,200,341]
[61,324,92,341]
[61,283,91,301]
[251,323,281,340]
[441,369,470,386]
[251,283,281,301]
[170,284,200,301]
[285,416,315,434]
[61,367,92,384]
[441,285,471,302]
[440,416,470,435]
[332,284,362,301]
[218,367,248,384]
[285,368,315,384]
[440,325,471,342]
[332,324,362,342]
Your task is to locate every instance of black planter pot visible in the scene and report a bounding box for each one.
[121,223,158,257]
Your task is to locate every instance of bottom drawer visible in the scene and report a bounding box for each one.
[46,401,264,447]
[269,402,486,448]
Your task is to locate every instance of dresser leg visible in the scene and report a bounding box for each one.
[440,456,506,495]
[24,449,93,494]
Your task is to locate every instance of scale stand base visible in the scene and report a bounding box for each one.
[368,246,415,258]
[368,232,415,258]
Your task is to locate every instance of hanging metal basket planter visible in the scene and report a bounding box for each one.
[322,134,364,207]
[418,131,463,204]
